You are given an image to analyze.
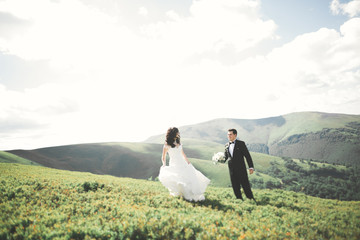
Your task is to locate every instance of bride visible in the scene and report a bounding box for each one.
[158,127,210,201]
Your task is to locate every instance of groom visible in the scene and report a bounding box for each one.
[224,128,256,202]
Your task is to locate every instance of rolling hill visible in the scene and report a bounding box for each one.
[0,151,41,166]
[146,111,360,166]
[7,143,163,179]
[5,141,270,186]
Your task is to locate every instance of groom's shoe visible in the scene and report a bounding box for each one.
[252,198,258,205]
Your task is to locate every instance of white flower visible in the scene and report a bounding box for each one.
[212,152,225,164]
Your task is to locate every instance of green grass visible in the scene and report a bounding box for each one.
[291,158,347,171]
[102,142,161,153]
[190,156,280,188]
[0,151,41,166]
[1,163,359,239]
[190,158,231,187]
[250,152,280,170]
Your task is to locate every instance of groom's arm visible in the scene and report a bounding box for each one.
[241,141,254,171]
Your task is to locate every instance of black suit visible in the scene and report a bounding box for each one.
[224,140,254,200]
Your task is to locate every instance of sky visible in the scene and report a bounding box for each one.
[0,0,360,150]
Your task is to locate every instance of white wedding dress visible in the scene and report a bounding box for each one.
[159,144,210,201]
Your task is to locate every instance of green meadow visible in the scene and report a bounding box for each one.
[0,151,41,166]
[1,163,359,239]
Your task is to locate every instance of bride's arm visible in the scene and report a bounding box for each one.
[161,144,168,166]
[181,148,191,165]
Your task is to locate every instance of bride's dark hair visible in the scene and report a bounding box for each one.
[166,127,180,148]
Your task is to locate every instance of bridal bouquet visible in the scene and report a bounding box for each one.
[212,152,226,164]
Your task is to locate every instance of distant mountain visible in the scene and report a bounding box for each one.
[145,112,360,166]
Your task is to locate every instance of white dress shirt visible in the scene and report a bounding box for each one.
[229,140,235,157]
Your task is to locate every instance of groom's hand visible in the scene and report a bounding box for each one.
[249,168,254,174]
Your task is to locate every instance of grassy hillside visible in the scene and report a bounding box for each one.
[8,143,164,179]
[262,157,360,200]
[145,112,360,166]
[7,141,359,200]
[5,141,286,189]
[190,157,275,189]
[268,112,360,143]
[188,151,283,188]
[1,163,359,239]
[0,151,41,166]
[269,123,360,166]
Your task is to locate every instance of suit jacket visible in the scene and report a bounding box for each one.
[224,140,254,174]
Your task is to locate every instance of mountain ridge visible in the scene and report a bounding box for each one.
[145,111,360,165]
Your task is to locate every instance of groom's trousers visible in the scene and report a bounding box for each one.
[228,163,254,200]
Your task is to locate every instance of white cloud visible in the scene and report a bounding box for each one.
[254,18,360,113]
[330,0,360,17]
[138,7,148,17]
[0,83,78,125]
[0,0,135,72]
[0,0,277,73]
[141,0,277,59]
